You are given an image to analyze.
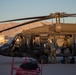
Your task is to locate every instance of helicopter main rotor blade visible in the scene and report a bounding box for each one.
[63,13,76,17]
[0,15,49,23]
[0,13,76,23]
[67,14,76,17]
[0,17,50,33]
[67,14,76,15]
[65,15,76,17]
[0,12,76,33]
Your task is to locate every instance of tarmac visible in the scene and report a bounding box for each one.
[0,55,76,75]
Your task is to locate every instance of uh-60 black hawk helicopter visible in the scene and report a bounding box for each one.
[0,12,76,63]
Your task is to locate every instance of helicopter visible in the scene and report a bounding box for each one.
[0,12,76,63]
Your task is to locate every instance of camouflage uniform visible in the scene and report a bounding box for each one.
[49,40,56,63]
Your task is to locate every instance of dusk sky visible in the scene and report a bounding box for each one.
[0,0,76,23]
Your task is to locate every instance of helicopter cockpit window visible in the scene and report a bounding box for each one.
[54,35,72,47]
[55,35,65,47]
[16,38,21,44]
[75,36,76,43]
[7,36,15,45]
[33,36,40,47]
[15,35,23,46]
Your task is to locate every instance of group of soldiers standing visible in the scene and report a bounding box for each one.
[46,35,73,64]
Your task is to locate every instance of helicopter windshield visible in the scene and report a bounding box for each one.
[7,36,15,45]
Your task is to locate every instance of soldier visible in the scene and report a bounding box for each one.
[49,39,56,64]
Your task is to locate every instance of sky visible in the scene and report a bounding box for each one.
[0,0,76,23]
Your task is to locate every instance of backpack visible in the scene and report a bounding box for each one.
[20,59,39,70]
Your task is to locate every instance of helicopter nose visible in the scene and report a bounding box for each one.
[0,47,3,55]
[0,45,6,56]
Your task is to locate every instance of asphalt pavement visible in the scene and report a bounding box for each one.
[0,55,76,75]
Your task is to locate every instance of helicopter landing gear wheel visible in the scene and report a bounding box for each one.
[63,48,70,54]
[39,55,48,64]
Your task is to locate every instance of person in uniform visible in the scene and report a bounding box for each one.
[49,39,56,63]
